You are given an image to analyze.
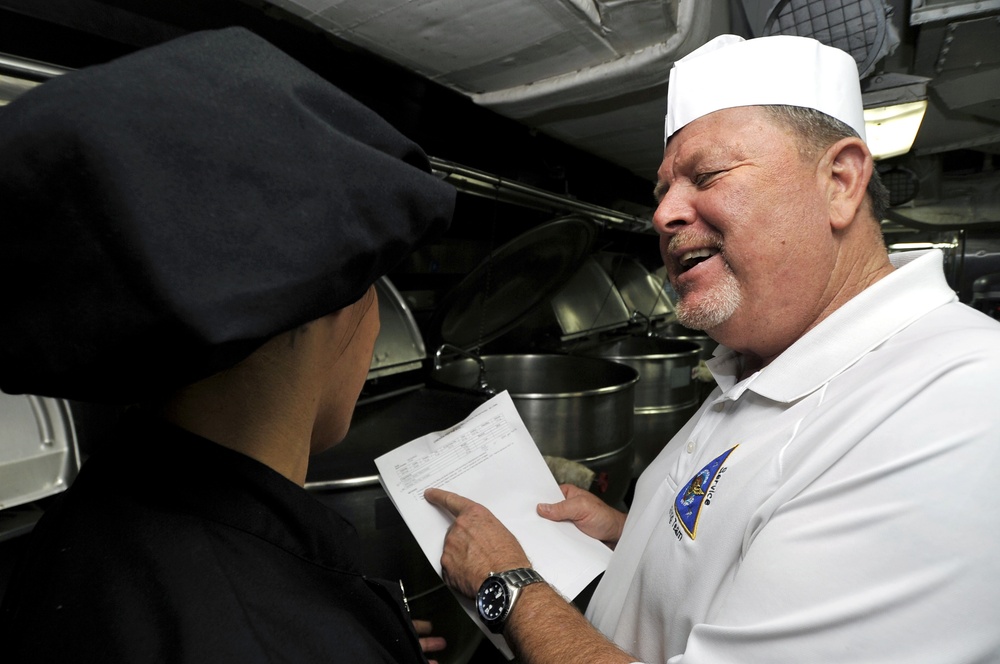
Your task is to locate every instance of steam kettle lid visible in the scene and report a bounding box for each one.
[431,215,599,350]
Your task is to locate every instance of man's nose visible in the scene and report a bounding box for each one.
[651,187,695,236]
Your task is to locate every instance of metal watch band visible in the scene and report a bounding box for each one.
[497,567,544,588]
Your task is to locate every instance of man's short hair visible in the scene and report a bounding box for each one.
[763,105,890,223]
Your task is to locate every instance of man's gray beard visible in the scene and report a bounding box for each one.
[673,268,742,331]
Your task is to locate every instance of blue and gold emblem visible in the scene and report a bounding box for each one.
[674,446,738,539]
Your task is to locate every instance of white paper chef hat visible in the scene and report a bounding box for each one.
[665,34,866,143]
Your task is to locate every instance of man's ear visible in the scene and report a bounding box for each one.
[820,136,872,231]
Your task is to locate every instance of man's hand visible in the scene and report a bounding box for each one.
[537,484,627,548]
[424,487,531,598]
[425,487,639,664]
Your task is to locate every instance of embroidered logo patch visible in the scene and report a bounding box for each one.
[674,446,738,539]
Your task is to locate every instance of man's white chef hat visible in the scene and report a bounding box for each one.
[665,34,866,143]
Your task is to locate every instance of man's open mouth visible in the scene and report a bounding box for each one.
[679,247,720,271]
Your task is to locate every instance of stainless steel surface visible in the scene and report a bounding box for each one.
[654,321,719,363]
[433,344,496,395]
[0,52,70,81]
[0,52,70,106]
[0,392,79,512]
[368,277,426,380]
[582,336,702,475]
[572,442,635,506]
[273,0,718,180]
[550,257,632,340]
[433,216,599,351]
[910,0,1000,24]
[431,158,651,232]
[307,388,487,487]
[0,73,38,106]
[431,354,638,457]
[595,253,675,326]
[582,336,700,408]
[430,354,639,504]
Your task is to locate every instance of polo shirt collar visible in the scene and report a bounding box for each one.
[707,249,957,403]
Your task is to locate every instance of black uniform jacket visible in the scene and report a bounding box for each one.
[0,410,427,664]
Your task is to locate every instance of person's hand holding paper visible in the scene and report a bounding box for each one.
[375,391,613,655]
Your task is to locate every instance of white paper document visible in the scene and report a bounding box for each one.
[375,390,613,657]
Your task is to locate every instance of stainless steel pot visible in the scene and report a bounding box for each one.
[653,322,719,402]
[430,354,638,506]
[582,336,702,476]
[653,322,716,362]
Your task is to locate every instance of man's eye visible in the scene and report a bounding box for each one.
[693,171,721,187]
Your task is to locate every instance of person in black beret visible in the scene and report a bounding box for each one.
[0,27,453,663]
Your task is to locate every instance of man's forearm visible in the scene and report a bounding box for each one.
[503,583,638,664]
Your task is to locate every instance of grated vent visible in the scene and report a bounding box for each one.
[881,165,920,207]
[761,0,894,78]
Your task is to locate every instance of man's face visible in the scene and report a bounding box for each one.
[652,106,837,360]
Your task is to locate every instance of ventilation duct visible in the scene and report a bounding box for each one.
[739,0,899,78]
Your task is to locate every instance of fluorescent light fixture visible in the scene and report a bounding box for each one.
[861,72,930,161]
[887,241,958,252]
[864,100,929,160]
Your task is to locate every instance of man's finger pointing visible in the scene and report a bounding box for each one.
[424,487,466,515]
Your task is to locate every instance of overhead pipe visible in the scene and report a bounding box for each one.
[429,156,652,232]
[0,52,70,82]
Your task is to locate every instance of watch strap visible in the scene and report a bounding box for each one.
[496,567,544,589]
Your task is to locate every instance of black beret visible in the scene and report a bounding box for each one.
[0,27,454,403]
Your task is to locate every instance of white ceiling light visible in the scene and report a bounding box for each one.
[862,73,930,160]
[864,100,928,160]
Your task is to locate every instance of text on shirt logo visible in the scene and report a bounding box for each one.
[671,445,739,540]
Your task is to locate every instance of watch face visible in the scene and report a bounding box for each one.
[477,577,510,621]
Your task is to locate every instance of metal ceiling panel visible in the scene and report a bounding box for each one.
[910,0,1000,25]
[272,0,726,177]
[299,0,621,91]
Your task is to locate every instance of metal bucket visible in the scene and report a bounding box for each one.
[430,354,638,506]
[653,322,716,362]
[583,336,702,476]
[653,321,719,402]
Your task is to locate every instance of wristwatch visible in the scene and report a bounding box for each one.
[476,567,545,633]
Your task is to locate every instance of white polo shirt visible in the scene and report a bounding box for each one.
[586,250,1000,663]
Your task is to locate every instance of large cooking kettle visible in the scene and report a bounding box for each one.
[429,352,638,507]
[427,216,641,506]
